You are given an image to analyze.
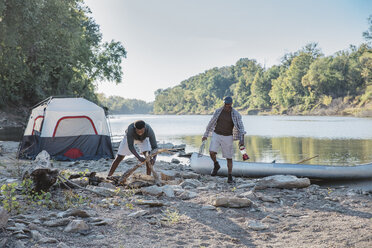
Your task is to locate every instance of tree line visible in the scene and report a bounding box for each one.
[97,94,153,114]
[0,0,126,108]
[154,16,372,115]
[1,1,371,117]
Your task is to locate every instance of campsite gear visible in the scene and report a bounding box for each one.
[239,146,249,161]
[17,97,114,161]
[198,140,207,157]
[190,153,372,179]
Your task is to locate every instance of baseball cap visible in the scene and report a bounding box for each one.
[223,96,233,104]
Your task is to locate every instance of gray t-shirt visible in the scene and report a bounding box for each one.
[126,123,158,159]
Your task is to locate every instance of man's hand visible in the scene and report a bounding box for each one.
[202,137,207,142]
[150,148,158,156]
[138,156,146,163]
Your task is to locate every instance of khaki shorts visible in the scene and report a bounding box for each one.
[117,136,151,156]
[209,132,234,159]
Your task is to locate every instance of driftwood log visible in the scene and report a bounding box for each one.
[24,167,110,197]
[30,168,59,192]
[22,151,108,196]
[57,174,107,197]
[117,149,169,185]
[22,149,169,196]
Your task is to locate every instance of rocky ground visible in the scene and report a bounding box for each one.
[0,141,372,248]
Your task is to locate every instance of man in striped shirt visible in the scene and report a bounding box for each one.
[202,96,246,183]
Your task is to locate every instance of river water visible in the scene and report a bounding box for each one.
[109,115,372,166]
[2,115,372,166]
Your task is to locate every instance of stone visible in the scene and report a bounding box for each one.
[258,195,278,203]
[161,185,177,197]
[0,238,7,248]
[136,200,165,207]
[247,220,269,231]
[31,230,43,241]
[39,237,58,244]
[86,185,117,197]
[14,233,29,239]
[141,185,163,196]
[238,190,256,198]
[57,209,90,218]
[6,226,22,232]
[90,218,114,226]
[202,205,216,210]
[180,171,200,179]
[43,218,72,227]
[57,242,70,248]
[64,220,89,232]
[28,223,50,233]
[213,197,252,208]
[237,182,256,189]
[128,210,148,218]
[158,143,174,149]
[178,191,198,200]
[0,206,9,228]
[261,215,280,223]
[13,240,26,248]
[34,150,51,167]
[98,182,117,189]
[127,180,153,189]
[171,158,180,164]
[255,175,311,190]
[159,170,178,181]
[180,179,203,188]
[14,223,28,232]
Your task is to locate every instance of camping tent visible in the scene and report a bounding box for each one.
[17,97,114,161]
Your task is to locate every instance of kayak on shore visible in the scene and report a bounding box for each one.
[190,152,372,180]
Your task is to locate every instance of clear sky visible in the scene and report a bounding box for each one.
[84,0,372,102]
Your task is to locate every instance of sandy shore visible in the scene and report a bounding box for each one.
[1,141,372,248]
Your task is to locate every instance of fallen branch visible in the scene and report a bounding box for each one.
[118,148,169,185]
[57,174,107,197]
[57,177,72,190]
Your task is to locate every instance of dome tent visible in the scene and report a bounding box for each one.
[17,97,114,161]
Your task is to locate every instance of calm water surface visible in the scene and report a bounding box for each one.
[109,115,372,166]
[2,115,372,165]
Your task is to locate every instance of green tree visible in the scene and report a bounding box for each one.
[270,43,322,110]
[98,94,153,114]
[363,15,372,44]
[0,0,126,108]
[231,58,262,109]
[303,45,367,100]
[250,69,267,109]
[250,66,279,110]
